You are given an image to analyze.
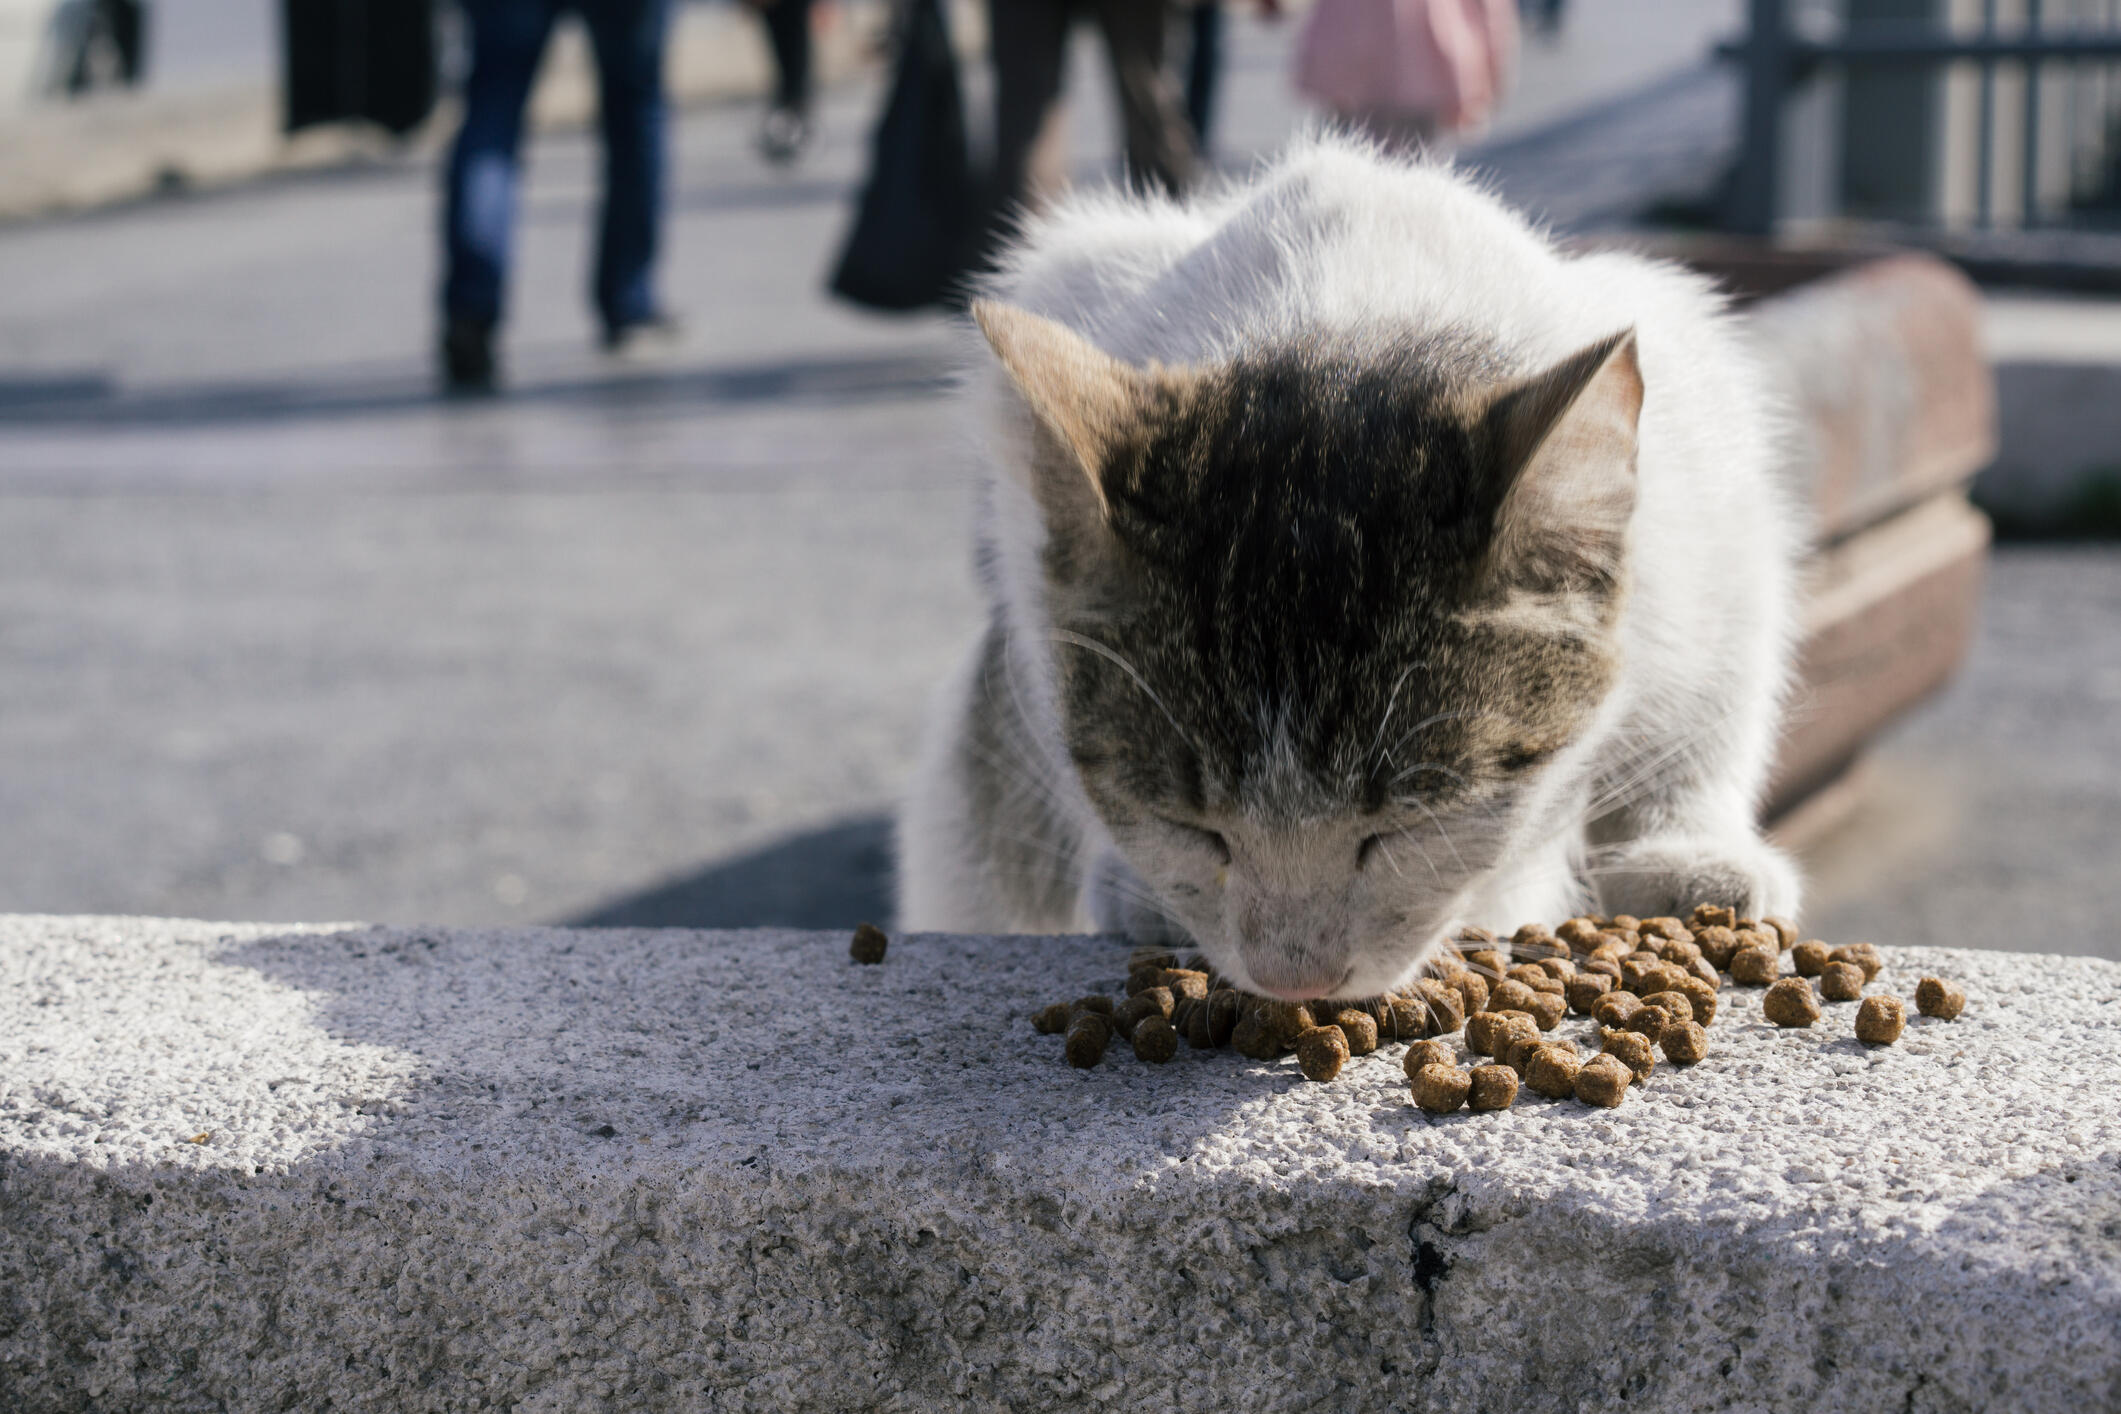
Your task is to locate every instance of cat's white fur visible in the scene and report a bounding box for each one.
[900,133,1802,979]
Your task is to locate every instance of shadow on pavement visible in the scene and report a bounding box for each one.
[0,349,954,429]
[565,813,894,930]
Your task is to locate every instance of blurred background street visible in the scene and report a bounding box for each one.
[1,0,2117,958]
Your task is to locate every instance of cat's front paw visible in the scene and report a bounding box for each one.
[1592,834,1802,922]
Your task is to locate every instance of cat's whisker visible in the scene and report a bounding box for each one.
[1365,661,1430,773]
[1046,630,1205,756]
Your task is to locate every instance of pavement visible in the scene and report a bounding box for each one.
[1,5,2118,958]
[3,915,2116,1412]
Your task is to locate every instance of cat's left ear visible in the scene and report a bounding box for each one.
[1481,329,1643,579]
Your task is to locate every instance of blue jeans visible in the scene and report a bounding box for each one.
[442,0,669,333]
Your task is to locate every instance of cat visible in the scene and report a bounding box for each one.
[897,132,1802,1003]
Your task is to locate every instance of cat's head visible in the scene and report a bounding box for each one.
[975,303,1642,1000]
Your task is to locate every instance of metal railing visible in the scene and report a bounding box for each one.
[1723,0,2121,234]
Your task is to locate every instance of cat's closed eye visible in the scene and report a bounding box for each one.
[1157,817,1232,864]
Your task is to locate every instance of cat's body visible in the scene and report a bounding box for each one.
[899,134,1801,1001]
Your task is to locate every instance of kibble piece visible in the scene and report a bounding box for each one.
[1506,963,1550,989]
[1464,1009,1521,1056]
[1593,991,1643,1029]
[1855,994,1907,1044]
[1065,1014,1111,1068]
[1535,956,1576,982]
[1032,1002,1073,1035]
[1684,956,1723,992]
[1729,946,1780,986]
[1584,956,1625,983]
[1231,1013,1281,1061]
[1608,914,1641,933]
[1625,1004,1672,1045]
[1673,975,1719,1026]
[1830,944,1885,982]
[1404,1038,1457,1079]
[1691,903,1738,932]
[1488,979,1540,1015]
[1259,1001,1317,1048]
[1641,990,1696,1025]
[1158,969,1213,1001]
[1792,941,1831,977]
[1574,1053,1632,1108]
[1411,1063,1471,1114]
[1565,973,1614,1015]
[1522,1046,1583,1099]
[1072,995,1116,1018]
[1456,925,1497,946]
[1601,1029,1656,1083]
[1384,998,1428,1042]
[849,923,890,964]
[1467,1064,1519,1111]
[1183,999,1215,1049]
[1205,989,1241,1047]
[1640,917,1691,943]
[1412,979,1467,1034]
[1556,917,1602,949]
[1129,946,1181,973]
[1694,925,1740,969]
[1132,1015,1179,1063]
[1915,976,1966,1020]
[1660,1019,1709,1065]
[1493,1016,1544,1069]
[1113,994,1160,1039]
[1331,1009,1380,1056]
[1759,915,1798,950]
[1466,949,1508,983]
[1513,922,1559,951]
[1622,957,1684,996]
[1657,938,1705,969]
[1296,1025,1352,1082]
[1819,961,1865,1002]
[1762,977,1822,1028]
[1527,992,1569,1032]
[1452,971,1491,1017]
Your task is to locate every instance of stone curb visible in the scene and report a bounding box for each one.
[3,915,2117,1411]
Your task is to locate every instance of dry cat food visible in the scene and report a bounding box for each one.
[850,922,890,965]
[1762,977,1821,1028]
[1915,976,1966,1020]
[1027,910,1965,1114]
[1855,994,1906,1045]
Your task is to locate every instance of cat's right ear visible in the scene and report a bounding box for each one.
[972,301,1148,529]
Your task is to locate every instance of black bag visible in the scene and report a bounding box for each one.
[829,0,975,311]
[282,0,438,137]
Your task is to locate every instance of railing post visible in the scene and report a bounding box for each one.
[1729,0,1793,235]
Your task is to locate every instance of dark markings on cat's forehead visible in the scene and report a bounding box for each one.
[1054,339,1610,817]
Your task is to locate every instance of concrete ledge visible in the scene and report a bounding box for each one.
[3,916,2119,1411]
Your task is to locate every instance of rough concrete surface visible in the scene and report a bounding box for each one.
[3,916,2117,1413]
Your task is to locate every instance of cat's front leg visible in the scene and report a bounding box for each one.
[1082,849,1199,947]
[1590,830,1801,922]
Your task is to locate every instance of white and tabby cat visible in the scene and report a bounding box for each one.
[899,133,1802,1002]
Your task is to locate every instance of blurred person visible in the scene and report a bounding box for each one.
[1177,0,1281,160]
[1295,0,1517,153]
[985,0,1198,238]
[439,0,676,394]
[747,0,819,165]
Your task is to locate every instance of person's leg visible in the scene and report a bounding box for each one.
[985,0,1072,225]
[756,0,817,164]
[762,0,814,111]
[1184,1,1223,154]
[442,0,561,333]
[581,0,672,337]
[1090,0,1196,195]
